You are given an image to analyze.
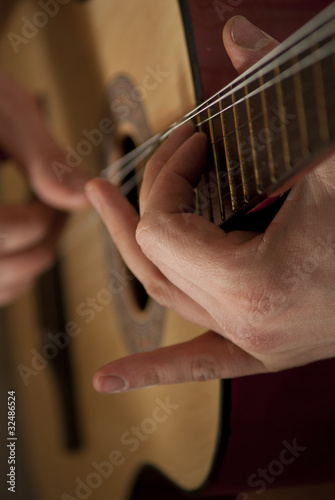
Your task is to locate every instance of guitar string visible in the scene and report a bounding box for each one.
[177,5,335,124]
[111,69,328,220]
[58,94,326,258]
[195,37,335,129]
[100,8,335,183]
[102,25,335,189]
[59,7,335,256]
[163,22,335,134]
[103,37,334,194]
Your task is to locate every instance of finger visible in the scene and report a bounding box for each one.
[0,210,66,292]
[139,121,195,214]
[0,73,89,210]
[136,133,260,293]
[0,279,35,306]
[0,239,55,291]
[140,131,208,215]
[222,16,279,74]
[92,331,267,393]
[86,178,153,278]
[0,200,53,255]
[85,178,218,329]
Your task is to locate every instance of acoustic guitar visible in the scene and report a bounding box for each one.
[1,1,335,499]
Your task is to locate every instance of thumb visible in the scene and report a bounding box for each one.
[92,331,266,393]
[223,16,279,74]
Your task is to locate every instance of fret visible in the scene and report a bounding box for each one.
[292,55,310,158]
[246,78,272,191]
[278,59,306,168]
[322,52,335,140]
[287,33,334,151]
[231,88,247,203]
[260,69,294,182]
[186,6,335,226]
[220,90,245,212]
[194,113,203,217]
[233,86,259,203]
[209,99,234,220]
[274,66,291,172]
[258,75,276,184]
[195,113,212,221]
[206,106,226,225]
[297,52,328,155]
[312,40,330,142]
[244,83,262,195]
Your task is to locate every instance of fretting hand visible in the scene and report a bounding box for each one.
[86,17,335,393]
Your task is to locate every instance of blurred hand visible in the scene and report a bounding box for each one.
[86,17,335,393]
[0,73,89,305]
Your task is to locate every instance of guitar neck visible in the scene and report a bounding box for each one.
[103,3,335,229]
[194,2,335,226]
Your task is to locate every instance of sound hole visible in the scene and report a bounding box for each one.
[121,136,149,312]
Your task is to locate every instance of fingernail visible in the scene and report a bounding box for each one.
[85,183,101,213]
[98,375,128,393]
[231,16,271,50]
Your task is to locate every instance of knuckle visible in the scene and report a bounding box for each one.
[190,357,220,382]
[232,323,281,355]
[234,325,269,352]
[242,275,289,326]
[142,367,161,387]
[143,273,172,307]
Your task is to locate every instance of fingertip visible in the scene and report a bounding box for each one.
[222,15,238,44]
[167,120,195,143]
[85,177,116,196]
[222,16,279,74]
[194,130,208,148]
[85,181,102,214]
[62,169,91,192]
[85,178,116,213]
[93,373,129,394]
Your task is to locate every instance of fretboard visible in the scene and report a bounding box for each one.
[193,2,335,227]
[103,2,335,231]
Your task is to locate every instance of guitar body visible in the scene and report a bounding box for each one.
[0,2,220,499]
[1,1,335,499]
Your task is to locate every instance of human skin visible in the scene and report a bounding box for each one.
[86,16,335,393]
[0,73,89,305]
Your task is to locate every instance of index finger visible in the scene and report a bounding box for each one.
[142,130,208,215]
[139,121,195,215]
